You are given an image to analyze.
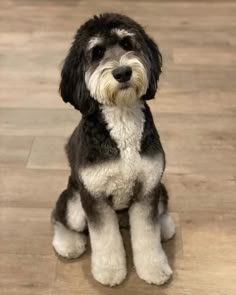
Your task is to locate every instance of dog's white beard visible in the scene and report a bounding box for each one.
[86,55,148,106]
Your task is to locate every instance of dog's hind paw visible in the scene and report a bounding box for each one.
[52,222,87,259]
[160,213,176,242]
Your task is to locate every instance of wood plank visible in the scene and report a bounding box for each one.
[150,90,236,114]
[181,212,236,262]
[163,136,236,176]
[0,207,54,255]
[173,48,236,66]
[163,174,236,212]
[1,1,236,33]
[159,68,236,93]
[169,257,236,295]
[27,136,69,170]
[0,254,55,295]
[0,86,66,109]
[0,167,68,208]
[0,136,33,167]
[0,109,79,136]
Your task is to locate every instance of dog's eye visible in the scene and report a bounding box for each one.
[120,37,133,51]
[92,46,105,61]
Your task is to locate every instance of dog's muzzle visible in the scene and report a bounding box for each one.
[85,51,149,106]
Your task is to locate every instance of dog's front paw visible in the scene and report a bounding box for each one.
[92,253,127,286]
[135,254,172,285]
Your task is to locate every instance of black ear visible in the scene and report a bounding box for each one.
[59,41,96,115]
[142,34,162,100]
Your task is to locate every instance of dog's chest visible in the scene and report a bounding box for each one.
[80,104,164,210]
[103,105,144,208]
[103,104,144,153]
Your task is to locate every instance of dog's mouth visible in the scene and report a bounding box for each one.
[118,82,131,90]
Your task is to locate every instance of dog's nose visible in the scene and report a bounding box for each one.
[112,66,132,83]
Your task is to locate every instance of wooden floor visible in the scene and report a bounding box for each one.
[1,0,236,294]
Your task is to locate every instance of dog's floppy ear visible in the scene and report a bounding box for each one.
[59,41,96,115]
[142,34,162,100]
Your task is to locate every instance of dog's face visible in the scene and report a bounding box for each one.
[60,13,162,114]
[85,28,150,107]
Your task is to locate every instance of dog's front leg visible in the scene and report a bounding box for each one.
[87,201,127,286]
[129,192,172,285]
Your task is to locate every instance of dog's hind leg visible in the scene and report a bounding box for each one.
[52,220,87,259]
[158,183,176,242]
[51,177,87,259]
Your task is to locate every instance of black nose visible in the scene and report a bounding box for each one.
[112,66,132,83]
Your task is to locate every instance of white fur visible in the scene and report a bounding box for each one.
[85,52,148,106]
[66,193,86,232]
[160,213,176,242]
[129,202,172,285]
[80,103,164,210]
[87,36,103,50]
[52,222,87,259]
[111,28,135,38]
[89,204,127,286]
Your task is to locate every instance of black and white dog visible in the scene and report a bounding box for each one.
[52,13,175,287]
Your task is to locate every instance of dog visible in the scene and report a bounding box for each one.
[52,13,176,287]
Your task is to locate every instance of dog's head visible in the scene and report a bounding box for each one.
[60,13,162,114]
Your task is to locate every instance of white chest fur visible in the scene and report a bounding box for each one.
[80,103,164,210]
[103,103,145,152]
